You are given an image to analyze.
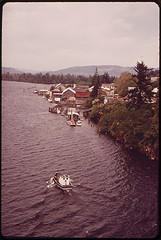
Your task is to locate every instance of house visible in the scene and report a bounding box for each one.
[75,92,90,100]
[51,88,62,102]
[53,92,63,102]
[75,91,90,108]
[73,85,89,93]
[61,87,76,101]
[101,83,115,97]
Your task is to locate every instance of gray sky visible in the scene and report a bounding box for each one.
[2,2,159,71]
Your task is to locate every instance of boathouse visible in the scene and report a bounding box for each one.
[61,87,76,101]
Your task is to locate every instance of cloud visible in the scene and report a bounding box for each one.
[2,2,159,71]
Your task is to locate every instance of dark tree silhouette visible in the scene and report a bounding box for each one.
[127,61,153,109]
[90,68,101,98]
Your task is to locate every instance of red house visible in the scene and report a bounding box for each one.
[76,92,90,100]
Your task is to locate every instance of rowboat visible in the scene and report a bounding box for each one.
[53,172,73,191]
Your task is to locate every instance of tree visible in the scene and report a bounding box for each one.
[114,72,136,97]
[90,67,100,98]
[101,72,110,84]
[127,61,153,109]
[50,86,55,91]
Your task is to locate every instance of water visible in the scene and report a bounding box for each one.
[1,81,159,238]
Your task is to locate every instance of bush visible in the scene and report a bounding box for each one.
[90,100,159,159]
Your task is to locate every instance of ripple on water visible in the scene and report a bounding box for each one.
[1,81,159,238]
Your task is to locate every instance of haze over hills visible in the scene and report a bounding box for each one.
[47,65,136,77]
[2,67,40,75]
[2,65,158,78]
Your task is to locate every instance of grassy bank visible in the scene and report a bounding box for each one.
[88,100,159,160]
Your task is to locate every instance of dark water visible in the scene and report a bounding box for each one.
[1,81,159,238]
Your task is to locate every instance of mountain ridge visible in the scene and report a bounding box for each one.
[2,65,158,78]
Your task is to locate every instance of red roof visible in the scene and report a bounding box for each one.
[76,92,90,98]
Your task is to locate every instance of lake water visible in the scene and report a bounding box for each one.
[1,81,159,238]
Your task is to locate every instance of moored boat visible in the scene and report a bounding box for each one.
[76,120,82,126]
[53,172,73,191]
[67,120,76,126]
[48,98,52,103]
[67,110,76,126]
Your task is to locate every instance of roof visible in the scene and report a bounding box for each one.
[62,87,76,94]
[74,88,87,93]
[73,86,89,92]
[76,92,90,98]
[53,92,63,95]
[50,103,59,108]
[101,84,115,90]
[52,89,61,93]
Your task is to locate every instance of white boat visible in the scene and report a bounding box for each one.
[76,120,82,126]
[67,110,76,126]
[67,120,76,126]
[53,172,73,191]
[48,98,52,103]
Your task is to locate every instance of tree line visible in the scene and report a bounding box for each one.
[2,71,116,86]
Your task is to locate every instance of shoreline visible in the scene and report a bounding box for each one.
[86,101,159,161]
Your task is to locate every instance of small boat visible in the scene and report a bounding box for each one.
[48,98,52,103]
[67,110,76,126]
[76,120,82,126]
[53,172,73,191]
[67,120,76,126]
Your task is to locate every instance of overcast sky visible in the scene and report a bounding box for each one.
[2,2,159,71]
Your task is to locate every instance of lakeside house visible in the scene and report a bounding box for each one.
[75,92,90,108]
[101,83,115,97]
[39,82,124,108]
[61,87,76,101]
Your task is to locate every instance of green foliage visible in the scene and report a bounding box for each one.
[114,72,136,97]
[89,104,105,123]
[50,86,55,91]
[83,97,93,109]
[90,68,101,98]
[2,72,92,85]
[127,61,153,109]
[89,100,159,159]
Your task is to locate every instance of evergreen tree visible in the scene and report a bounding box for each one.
[127,61,153,109]
[102,72,110,84]
[90,67,100,98]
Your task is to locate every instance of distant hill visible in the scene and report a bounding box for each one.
[2,67,39,75]
[2,67,24,74]
[47,65,136,77]
[2,65,158,78]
